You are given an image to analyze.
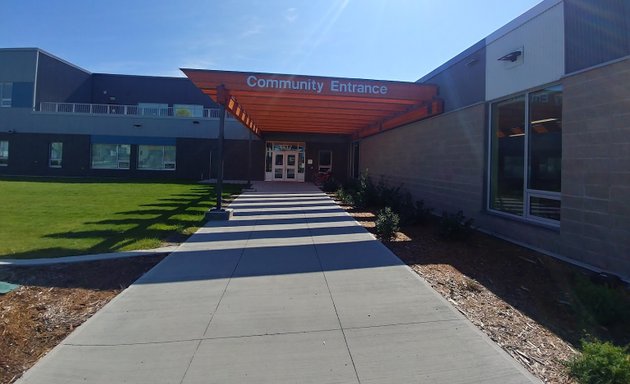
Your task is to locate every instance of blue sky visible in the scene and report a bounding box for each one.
[1,0,542,81]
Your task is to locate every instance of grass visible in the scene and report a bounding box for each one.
[0,177,241,259]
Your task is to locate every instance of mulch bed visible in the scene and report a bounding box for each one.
[340,202,589,384]
[0,254,166,384]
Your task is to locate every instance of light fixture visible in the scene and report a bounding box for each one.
[498,50,522,62]
[530,118,558,124]
[509,133,525,137]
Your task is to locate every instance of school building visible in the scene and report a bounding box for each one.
[1,0,629,279]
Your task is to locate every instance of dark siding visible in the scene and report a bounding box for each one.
[223,140,265,181]
[11,82,35,108]
[176,138,213,180]
[0,133,91,176]
[36,52,92,106]
[305,141,349,183]
[91,74,218,108]
[417,40,486,112]
[565,0,630,73]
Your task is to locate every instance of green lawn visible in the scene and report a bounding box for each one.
[0,177,241,259]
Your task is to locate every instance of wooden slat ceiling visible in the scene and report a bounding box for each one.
[182,69,443,139]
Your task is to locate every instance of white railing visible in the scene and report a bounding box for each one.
[39,102,228,119]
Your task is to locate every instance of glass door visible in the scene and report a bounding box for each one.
[273,153,284,180]
[272,152,299,181]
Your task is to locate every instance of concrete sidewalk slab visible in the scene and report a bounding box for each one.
[182,331,357,384]
[17,181,540,384]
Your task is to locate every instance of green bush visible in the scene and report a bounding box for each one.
[375,180,403,209]
[321,177,339,193]
[335,187,355,206]
[572,275,630,327]
[437,210,474,241]
[414,199,434,224]
[354,172,377,208]
[566,340,630,384]
[396,192,417,225]
[375,207,400,241]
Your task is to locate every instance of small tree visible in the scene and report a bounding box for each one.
[375,207,400,241]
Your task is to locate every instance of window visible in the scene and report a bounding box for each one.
[0,140,8,166]
[173,104,203,117]
[138,103,168,117]
[489,85,562,223]
[138,145,176,170]
[91,144,131,169]
[0,82,12,107]
[318,150,332,173]
[49,142,63,168]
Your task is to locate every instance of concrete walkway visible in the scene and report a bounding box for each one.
[18,182,539,384]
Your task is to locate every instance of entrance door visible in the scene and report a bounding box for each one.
[272,151,299,181]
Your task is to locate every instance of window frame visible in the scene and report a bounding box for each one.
[318,150,333,173]
[49,142,63,168]
[0,140,8,166]
[90,143,131,170]
[0,82,12,108]
[486,83,562,227]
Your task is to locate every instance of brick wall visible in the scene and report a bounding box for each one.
[359,104,486,216]
[561,58,630,275]
[360,59,630,279]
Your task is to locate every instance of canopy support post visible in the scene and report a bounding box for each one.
[206,86,232,220]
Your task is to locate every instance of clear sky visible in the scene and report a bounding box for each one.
[1,0,542,81]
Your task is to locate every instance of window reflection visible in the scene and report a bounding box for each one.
[490,96,525,215]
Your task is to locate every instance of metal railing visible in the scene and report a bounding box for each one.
[39,102,227,119]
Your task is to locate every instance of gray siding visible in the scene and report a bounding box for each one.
[417,40,486,112]
[36,51,92,106]
[0,108,254,140]
[565,0,630,73]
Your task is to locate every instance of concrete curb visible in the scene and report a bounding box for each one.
[0,246,178,266]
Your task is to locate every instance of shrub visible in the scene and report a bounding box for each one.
[321,177,339,193]
[437,210,474,241]
[354,172,377,208]
[572,275,630,327]
[375,180,403,209]
[565,340,630,384]
[335,187,355,206]
[375,207,400,241]
[414,199,434,224]
[396,192,417,226]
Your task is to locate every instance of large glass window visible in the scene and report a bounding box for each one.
[138,145,176,170]
[49,142,63,168]
[0,140,8,166]
[1,82,12,107]
[91,144,131,169]
[489,86,562,223]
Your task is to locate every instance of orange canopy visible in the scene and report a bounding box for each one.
[182,69,443,139]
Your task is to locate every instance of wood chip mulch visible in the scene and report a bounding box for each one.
[0,254,166,384]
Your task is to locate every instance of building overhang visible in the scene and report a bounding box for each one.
[182,69,443,139]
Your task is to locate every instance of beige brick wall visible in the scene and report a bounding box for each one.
[561,58,630,274]
[359,58,630,279]
[359,104,486,216]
